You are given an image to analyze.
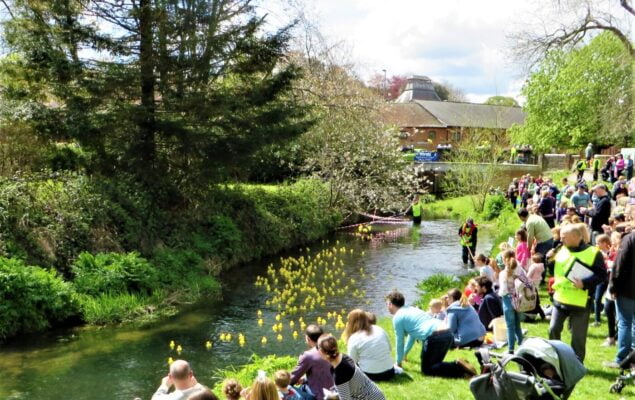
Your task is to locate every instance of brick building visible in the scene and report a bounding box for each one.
[382,76,526,150]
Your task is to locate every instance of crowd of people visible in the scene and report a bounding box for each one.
[150,152,635,400]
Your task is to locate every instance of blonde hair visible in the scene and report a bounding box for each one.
[596,234,611,246]
[560,223,590,244]
[502,250,518,272]
[249,377,278,400]
[429,298,443,311]
[274,370,291,388]
[498,242,511,252]
[342,309,371,343]
[222,378,242,400]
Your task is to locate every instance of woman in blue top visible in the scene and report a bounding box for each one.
[446,288,486,348]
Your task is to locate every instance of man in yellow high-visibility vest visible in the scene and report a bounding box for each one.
[405,195,424,225]
[549,223,606,362]
[458,218,478,267]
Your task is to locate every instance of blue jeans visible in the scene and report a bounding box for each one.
[615,296,635,362]
[594,281,608,323]
[502,294,523,352]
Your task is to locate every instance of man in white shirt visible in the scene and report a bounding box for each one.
[152,359,206,400]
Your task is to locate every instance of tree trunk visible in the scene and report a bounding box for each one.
[137,0,157,181]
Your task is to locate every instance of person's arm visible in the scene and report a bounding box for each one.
[610,234,633,294]
[393,316,406,365]
[579,250,608,290]
[151,377,173,400]
[290,353,310,385]
[526,220,535,248]
[447,309,458,335]
[347,337,360,364]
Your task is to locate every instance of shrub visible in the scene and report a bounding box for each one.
[0,257,77,340]
[482,194,510,220]
[72,252,159,296]
[75,292,160,325]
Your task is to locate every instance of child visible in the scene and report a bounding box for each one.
[498,250,526,353]
[428,298,447,320]
[463,279,482,307]
[274,370,302,400]
[556,201,569,224]
[496,242,511,271]
[222,378,243,400]
[592,234,611,326]
[515,229,530,270]
[526,253,546,320]
[475,253,495,282]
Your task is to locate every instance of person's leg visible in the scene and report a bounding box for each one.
[514,310,524,346]
[462,246,468,265]
[606,299,617,340]
[615,296,635,362]
[502,295,517,351]
[364,368,395,382]
[594,282,607,323]
[568,308,590,362]
[535,239,553,259]
[549,305,567,341]
[421,331,466,378]
[460,338,484,348]
[469,245,476,267]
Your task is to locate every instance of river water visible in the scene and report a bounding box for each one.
[0,219,491,400]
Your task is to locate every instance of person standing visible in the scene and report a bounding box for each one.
[499,251,528,353]
[507,179,519,209]
[615,154,626,180]
[592,157,601,181]
[585,143,593,162]
[607,230,635,368]
[459,218,478,267]
[549,223,607,362]
[517,208,554,258]
[581,184,611,244]
[574,158,587,182]
[627,155,633,181]
[405,195,423,225]
[386,291,476,378]
[571,184,591,215]
[537,189,557,228]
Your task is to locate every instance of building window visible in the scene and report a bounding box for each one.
[428,131,436,140]
[453,131,461,142]
[398,131,409,139]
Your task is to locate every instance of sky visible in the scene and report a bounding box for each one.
[260,0,633,104]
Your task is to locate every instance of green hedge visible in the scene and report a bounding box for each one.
[0,257,77,340]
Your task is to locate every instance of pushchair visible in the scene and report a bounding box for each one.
[470,338,586,400]
[609,349,635,394]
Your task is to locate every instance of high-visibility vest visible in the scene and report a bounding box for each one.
[459,223,476,247]
[593,159,601,169]
[553,246,599,308]
[576,160,587,171]
[412,202,422,218]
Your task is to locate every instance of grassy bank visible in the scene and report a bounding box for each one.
[0,174,342,340]
[210,280,634,400]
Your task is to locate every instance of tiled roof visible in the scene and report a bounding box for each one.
[380,103,445,128]
[414,100,525,129]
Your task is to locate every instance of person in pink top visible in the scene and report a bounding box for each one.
[527,253,546,320]
[515,229,530,270]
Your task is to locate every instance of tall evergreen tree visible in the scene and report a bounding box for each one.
[0,0,309,194]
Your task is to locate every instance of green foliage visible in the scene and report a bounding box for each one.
[513,33,634,151]
[71,252,159,296]
[416,272,476,308]
[212,355,297,397]
[482,194,511,220]
[0,257,77,340]
[484,96,519,107]
[75,292,161,325]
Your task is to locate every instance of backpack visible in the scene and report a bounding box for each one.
[512,271,537,312]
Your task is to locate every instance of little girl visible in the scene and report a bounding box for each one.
[464,279,482,307]
[515,229,530,270]
[526,253,545,320]
[475,254,495,282]
[222,378,243,400]
[498,250,526,353]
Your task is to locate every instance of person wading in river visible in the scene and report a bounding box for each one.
[405,195,424,225]
[459,218,478,268]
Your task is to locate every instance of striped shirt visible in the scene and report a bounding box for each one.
[333,355,385,400]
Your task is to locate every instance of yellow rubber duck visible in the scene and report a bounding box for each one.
[261,336,267,345]
[169,340,175,350]
[205,341,212,350]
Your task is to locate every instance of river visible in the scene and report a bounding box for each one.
[0,219,491,400]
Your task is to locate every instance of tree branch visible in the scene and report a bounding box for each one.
[621,0,635,17]
[0,0,15,19]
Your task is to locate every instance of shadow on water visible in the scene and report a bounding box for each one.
[0,219,491,400]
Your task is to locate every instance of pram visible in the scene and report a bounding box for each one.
[609,349,635,394]
[470,338,586,400]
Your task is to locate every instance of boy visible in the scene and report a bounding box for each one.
[275,370,302,400]
[428,298,446,320]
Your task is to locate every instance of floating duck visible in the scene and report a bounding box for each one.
[168,357,174,365]
[261,336,267,345]
[169,340,175,350]
[176,345,183,354]
[205,341,212,350]
[258,318,264,327]
[277,334,283,342]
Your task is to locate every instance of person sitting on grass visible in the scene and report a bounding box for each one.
[290,325,335,400]
[187,390,219,400]
[240,376,279,400]
[274,370,302,400]
[474,276,503,331]
[446,288,486,348]
[152,359,206,400]
[386,290,476,378]
[427,298,447,320]
[343,309,395,382]
[317,334,386,400]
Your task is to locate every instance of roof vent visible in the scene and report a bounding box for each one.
[395,75,441,103]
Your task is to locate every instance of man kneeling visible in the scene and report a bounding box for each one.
[386,290,476,378]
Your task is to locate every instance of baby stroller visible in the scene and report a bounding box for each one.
[470,338,586,400]
[609,349,635,394]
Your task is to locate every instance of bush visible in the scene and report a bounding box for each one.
[72,252,159,296]
[151,248,221,299]
[0,257,77,340]
[482,194,510,220]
